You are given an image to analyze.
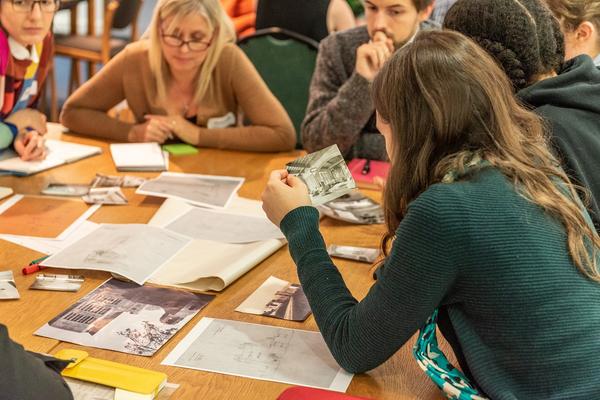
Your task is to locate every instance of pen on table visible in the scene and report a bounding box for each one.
[22,255,50,276]
[23,126,34,145]
[361,159,371,175]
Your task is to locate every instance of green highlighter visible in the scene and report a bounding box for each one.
[162,143,199,156]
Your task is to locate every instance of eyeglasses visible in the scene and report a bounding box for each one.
[8,0,60,13]
[160,33,213,52]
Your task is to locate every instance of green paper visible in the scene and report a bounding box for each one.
[162,144,199,156]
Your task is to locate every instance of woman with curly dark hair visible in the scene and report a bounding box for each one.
[444,0,600,233]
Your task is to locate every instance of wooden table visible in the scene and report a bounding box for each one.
[0,134,452,400]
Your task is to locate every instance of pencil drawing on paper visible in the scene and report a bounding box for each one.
[170,319,347,388]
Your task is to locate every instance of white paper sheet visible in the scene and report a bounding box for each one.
[162,318,353,392]
[147,197,285,292]
[0,187,12,200]
[0,220,99,255]
[110,143,167,171]
[136,172,244,209]
[41,224,192,285]
[165,208,284,243]
[0,193,22,213]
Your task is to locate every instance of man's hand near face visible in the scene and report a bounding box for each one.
[355,31,394,82]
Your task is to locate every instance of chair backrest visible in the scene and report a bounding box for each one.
[238,28,319,149]
[112,0,144,40]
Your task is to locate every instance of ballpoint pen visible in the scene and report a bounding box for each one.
[361,159,371,175]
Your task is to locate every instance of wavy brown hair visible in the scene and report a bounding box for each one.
[545,0,600,39]
[371,30,600,282]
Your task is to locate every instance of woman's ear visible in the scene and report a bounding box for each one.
[574,21,594,42]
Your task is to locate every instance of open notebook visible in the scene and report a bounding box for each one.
[0,139,101,176]
[147,197,286,292]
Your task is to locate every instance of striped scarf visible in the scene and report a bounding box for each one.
[0,29,53,118]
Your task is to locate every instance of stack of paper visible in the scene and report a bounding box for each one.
[147,197,286,292]
[0,140,101,176]
[110,143,168,172]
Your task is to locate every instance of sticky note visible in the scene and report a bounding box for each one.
[162,144,199,156]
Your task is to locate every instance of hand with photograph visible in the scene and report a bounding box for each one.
[262,170,311,227]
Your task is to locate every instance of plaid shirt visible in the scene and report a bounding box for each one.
[429,0,458,25]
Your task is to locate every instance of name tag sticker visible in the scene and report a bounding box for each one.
[207,112,236,129]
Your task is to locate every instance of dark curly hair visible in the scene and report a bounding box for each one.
[443,0,565,90]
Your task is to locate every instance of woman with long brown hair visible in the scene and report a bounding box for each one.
[262,30,600,399]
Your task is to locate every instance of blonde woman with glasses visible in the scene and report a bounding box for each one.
[61,0,296,152]
[0,0,58,160]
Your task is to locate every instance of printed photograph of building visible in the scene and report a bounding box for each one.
[262,283,311,322]
[319,190,384,224]
[286,145,355,205]
[40,278,214,355]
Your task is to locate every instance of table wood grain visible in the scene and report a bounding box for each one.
[0,134,452,399]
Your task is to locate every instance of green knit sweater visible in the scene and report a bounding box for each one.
[280,167,600,400]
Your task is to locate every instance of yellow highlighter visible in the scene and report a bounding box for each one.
[54,349,167,397]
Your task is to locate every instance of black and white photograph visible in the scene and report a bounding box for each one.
[82,187,128,205]
[286,145,356,206]
[41,224,192,285]
[0,271,19,300]
[90,174,123,188]
[29,274,85,292]
[318,190,384,224]
[90,174,147,189]
[263,283,311,321]
[327,245,380,264]
[36,278,214,356]
[236,276,311,322]
[41,183,90,197]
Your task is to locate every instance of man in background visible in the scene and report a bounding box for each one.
[302,0,436,160]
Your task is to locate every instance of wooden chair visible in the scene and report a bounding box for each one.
[50,0,144,119]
